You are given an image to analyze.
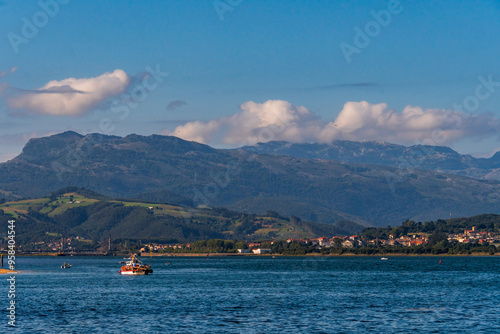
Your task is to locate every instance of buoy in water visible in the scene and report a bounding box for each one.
[439,259,442,264]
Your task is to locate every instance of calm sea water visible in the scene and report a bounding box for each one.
[1,256,499,333]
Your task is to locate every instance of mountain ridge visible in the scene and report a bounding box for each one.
[235,140,500,180]
[1,132,499,227]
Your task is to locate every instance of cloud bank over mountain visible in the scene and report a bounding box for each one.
[165,100,500,147]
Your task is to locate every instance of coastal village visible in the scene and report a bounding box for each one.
[4,226,499,255]
[446,226,499,244]
[136,226,500,255]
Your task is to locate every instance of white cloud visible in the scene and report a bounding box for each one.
[325,102,500,145]
[6,69,130,116]
[163,100,500,147]
[164,100,325,145]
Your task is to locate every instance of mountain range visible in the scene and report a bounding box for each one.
[0,131,499,228]
[237,141,500,180]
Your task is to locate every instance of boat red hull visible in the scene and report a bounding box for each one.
[119,265,153,275]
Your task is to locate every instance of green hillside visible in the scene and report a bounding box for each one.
[0,188,363,247]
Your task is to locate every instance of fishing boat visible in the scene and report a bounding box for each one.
[381,257,388,260]
[119,254,153,275]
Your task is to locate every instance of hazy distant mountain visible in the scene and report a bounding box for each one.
[237,141,500,180]
[1,131,499,227]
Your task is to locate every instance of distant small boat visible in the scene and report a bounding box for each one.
[61,263,72,268]
[381,257,388,260]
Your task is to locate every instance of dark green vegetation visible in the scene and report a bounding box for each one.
[158,240,320,256]
[1,132,500,227]
[0,188,362,246]
[361,214,500,239]
[278,241,498,256]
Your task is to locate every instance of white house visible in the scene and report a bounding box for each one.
[252,248,272,254]
[318,237,331,247]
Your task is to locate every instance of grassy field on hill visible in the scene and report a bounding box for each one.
[0,188,361,247]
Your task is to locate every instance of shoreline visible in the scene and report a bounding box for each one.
[3,252,498,258]
[141,252,499,257]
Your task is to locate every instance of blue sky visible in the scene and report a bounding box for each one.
[1,0,500,161]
